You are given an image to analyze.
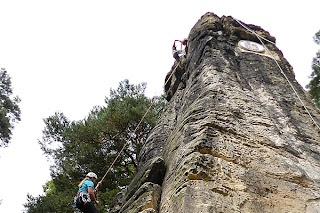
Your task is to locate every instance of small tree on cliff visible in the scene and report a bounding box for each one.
[0,68,21,147]
[307,30,320,108]
[24,80,166,212]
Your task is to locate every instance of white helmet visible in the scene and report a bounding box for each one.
[86,172,98,179]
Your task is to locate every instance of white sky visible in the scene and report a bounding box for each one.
[0,0,319,212]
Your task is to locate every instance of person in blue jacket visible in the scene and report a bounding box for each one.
[74,172,100,213]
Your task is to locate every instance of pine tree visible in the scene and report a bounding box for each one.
[307,30,320,108]
[0,68,21,147]
[24,80,166,212]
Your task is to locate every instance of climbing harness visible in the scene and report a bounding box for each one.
[95,61,181,191]
[233,17,320,132]
[74,191,91,206]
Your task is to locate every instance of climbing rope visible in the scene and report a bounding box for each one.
[233,18,276,45]
[233,17,320,132]
[96,61,181,190]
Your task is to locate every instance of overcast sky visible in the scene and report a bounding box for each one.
[0,1,319,212]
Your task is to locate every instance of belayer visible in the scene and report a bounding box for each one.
[74,172,100,213]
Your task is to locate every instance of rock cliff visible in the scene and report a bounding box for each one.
[111,12,320,213]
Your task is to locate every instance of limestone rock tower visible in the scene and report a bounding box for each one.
[111,12,320,213]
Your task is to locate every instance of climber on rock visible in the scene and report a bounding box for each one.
[74,172,100,213]
[172,38,188,61]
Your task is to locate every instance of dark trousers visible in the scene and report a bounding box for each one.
[77,201,98,213]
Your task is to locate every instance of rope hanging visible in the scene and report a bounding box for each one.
[96,61,181,190]
[233,17,320,132]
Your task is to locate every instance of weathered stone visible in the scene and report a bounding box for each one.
[120,182,161,213]
[110,189,127,212]
[110,157,165,213]
[139,208,156,213]
[112,12,320,213]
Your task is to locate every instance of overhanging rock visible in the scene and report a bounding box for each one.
[111,12,320,213]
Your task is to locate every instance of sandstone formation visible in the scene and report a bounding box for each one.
[111,12,320,213]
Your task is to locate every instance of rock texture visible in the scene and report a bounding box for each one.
[111,12,320,213]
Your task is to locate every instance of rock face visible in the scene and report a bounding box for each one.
[111,12,320,213]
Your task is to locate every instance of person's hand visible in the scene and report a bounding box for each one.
[94,181,102,193]
[95,200,100,205]
[181,38,187,45]
[96,181,102,189]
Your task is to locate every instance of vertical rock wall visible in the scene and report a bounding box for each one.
[111,12,320,213]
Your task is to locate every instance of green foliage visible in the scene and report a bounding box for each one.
[307,30,320,108]
[0,68,21,147]
[43,180,56,195]
[24,80,166,212]
[314,30,320,45]
[24,190,74,213]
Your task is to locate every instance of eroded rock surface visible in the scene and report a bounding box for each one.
[111,12,320,213]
